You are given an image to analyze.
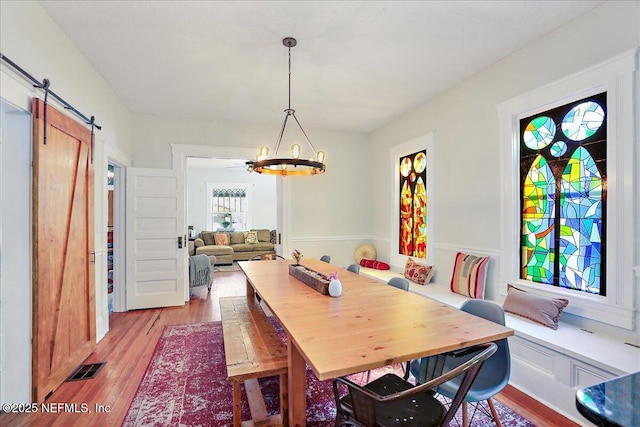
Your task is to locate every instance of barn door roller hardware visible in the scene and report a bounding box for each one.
[1,53,101,161]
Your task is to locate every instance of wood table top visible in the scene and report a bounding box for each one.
[239,258,514,381]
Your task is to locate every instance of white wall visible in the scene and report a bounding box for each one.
[0,100,32,405]
[187,165,277,234]
[369,1,640,343]
[0,1,133,158]
[131,113,371,267]
[0,0,134,404]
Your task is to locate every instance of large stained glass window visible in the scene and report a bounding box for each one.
[520,92,606,295]
[399,150,427,259]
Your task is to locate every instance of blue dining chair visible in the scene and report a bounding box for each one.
[346,264,360,274]
[409,299,510,427]
[387,277,410,291]
[320,255,331,263]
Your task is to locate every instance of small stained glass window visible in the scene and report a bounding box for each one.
[550,141,567,157]
[561,101,605,141]
[523,116,556,150]
[519,92,606,296]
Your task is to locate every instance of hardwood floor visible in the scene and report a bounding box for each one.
[1,270,579,427]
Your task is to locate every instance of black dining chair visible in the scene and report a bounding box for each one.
[320,255,331,263]
[409,299,510,427]
[333,342,497,427]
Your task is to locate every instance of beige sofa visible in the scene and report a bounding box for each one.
[194,229,276,264]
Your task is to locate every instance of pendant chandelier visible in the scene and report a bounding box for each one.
[246,37,326,176]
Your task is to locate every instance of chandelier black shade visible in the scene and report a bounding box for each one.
[246,37,326,176]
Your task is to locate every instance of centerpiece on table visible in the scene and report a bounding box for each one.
[326,271,342,297]
[288,250,336,296]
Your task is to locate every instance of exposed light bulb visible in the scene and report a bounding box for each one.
[317,151,325,163]
[291,144,301,159]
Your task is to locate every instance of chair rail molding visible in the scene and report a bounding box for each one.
[289,235,372,242]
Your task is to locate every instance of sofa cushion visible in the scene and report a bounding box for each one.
[244,231,258,244]
[230,243,253,252]
[354,243,377,263]
[200,231,217,246]
[214,232,229,245]
[254,229,271,242]
[252,242,275,251]
[230,232,245,245]
[196,245,233,256]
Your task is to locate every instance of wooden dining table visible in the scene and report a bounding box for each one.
[238,258,514,427]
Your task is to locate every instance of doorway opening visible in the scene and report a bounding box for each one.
[107,161,125,313]
[107,163,115,312]
[186,157,278,251]
[0,98,32,405]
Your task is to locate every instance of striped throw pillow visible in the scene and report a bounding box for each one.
[450,252,490,299]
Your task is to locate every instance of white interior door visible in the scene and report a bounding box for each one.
[126,167,186,309]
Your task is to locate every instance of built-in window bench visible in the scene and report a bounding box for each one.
[360,266,640,424]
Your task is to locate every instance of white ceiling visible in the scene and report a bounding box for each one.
[39,0,603,133]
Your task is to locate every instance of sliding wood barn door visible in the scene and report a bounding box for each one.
[31,98,96,402]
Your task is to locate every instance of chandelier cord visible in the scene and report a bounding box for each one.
[288,43,292,110]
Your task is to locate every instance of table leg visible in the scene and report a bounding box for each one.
[280,372,289,427]
[288,337,307,427]
[232,381,241,427]
[246,278,255,300]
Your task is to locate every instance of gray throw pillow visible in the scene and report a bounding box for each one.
[503,284,569,330]
[254,229,271,242]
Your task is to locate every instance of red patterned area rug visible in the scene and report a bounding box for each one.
[123,322,535,427]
